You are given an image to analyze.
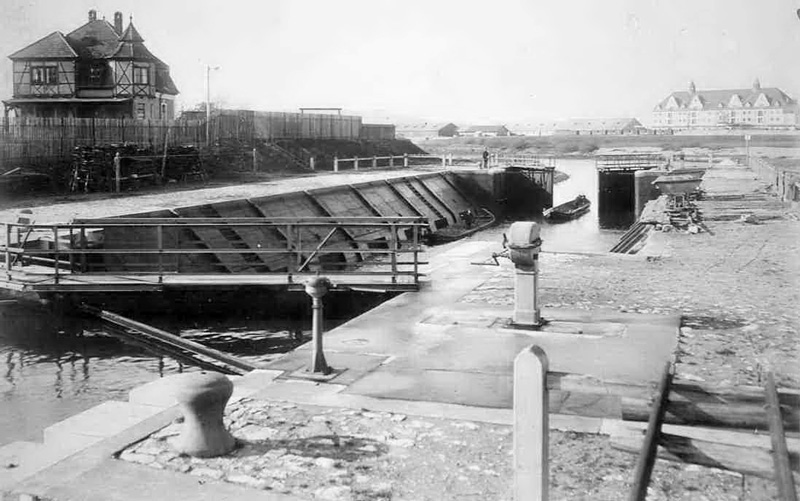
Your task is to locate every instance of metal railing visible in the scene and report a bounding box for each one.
[495,154,556,169]
[332,154,450,172]
[596,154,665,171]
[1,216,428,288]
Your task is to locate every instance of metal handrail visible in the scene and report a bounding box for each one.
[1,217,427,287]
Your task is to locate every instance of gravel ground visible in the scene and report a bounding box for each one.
[120,398,761,501]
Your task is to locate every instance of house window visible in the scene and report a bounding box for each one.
[89,63,105,85]
[161,102,168,119]
[133,65,150,85]
[136,102,146,119]
[31,65,58,85]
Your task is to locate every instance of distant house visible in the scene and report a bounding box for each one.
[508,122,559,136]
[554,118,644,135]
[3,9,178,119]
[652,80,798,130]
[460,125,510,137]
[396,122,458,140]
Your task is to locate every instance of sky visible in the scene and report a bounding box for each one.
[1,0,799,125]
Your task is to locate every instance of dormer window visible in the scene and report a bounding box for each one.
[133,65,149,85]
[31,65,57,85]
[89,63,106,85]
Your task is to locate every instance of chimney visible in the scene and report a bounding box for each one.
[114,12,123,35]
[88,9,97,22]
[688,80,696,94]
[753,78,761,91]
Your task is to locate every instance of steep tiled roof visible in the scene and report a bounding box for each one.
[463,125,508,133]
[656,87,795,110]
[396,122,456,131]
[111,22,162,61]
[65,19,121,59]
[556,118,642,131]
[156,62,179,95]
[9,31,78,59]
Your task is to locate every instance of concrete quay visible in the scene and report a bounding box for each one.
[2,157,797,500]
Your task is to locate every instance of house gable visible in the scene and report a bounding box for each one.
[9,31,78,60]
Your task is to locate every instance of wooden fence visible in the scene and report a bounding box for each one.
[0,117,204,170]
[214,110,364,143]
[0,111,393,171]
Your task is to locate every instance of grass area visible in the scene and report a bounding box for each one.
[418,134,800,156]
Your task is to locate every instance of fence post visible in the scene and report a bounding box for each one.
[372,156,377,168]
[253,147,258,173]
[53,226,60,285]
[4,223,10,279]
[448,153,453,166]
[514,345,549,501]
[442,155,446,168]
[403,153,409,168]
[309,156,315,171]
[333,156,339,172]
[114,152,121,193]
[354,155,359,171]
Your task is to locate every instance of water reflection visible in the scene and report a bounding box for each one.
[0,301,309,446]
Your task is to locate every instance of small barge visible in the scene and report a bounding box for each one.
[423,207,496,245]
[543,194,591,222]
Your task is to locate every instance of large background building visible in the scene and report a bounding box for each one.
[652,80,797,130]
[3,10,178,119]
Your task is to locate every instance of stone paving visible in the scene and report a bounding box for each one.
[108,159,799,500]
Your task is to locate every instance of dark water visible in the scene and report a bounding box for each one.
[0,158,618,446]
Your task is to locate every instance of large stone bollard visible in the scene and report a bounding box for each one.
[171,371,236,457]
[506,222,543,326]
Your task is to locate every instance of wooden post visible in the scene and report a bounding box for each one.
[448,153,453,166]
[252,147,257,173]
[514,345,549,501]
[628,361,673,501]
[389,156,394,168]
[52,226,59,285]
[4,223,11,279]
[442,155,446,167]
[403,153,409,168]
[161,127,170,182]
[372,155,377,168]
[333,156,339,172]
[114,152,121,193]
[765,371,798,501]
[309,157,315,170]
[354,155,359,171]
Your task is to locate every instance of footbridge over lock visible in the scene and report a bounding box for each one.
[0,216,428,294]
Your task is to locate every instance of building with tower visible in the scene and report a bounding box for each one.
[3,9,179,119]
[652,80,797,130]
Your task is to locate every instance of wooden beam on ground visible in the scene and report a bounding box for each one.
[546,373,800,431]
[611,427,800,482]
[766,371,799,501]
[628,361,673,501]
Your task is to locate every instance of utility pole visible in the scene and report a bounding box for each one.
[205,65,219,147]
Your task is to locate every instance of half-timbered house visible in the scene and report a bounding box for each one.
[4,10,178,119]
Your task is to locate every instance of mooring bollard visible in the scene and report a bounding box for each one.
[507,222,543,326]
[305,276,333,374]
[514,345,549,500]
[171,371,236,458]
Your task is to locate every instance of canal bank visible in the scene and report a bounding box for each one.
[2,157,798,499]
